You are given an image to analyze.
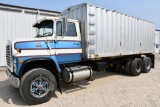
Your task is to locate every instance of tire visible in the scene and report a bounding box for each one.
[131,58,143,76]
[20,68,57,105]
[142,57,152,73]
[148,57,153,67]
[125,60,132,75]
[106,64,116,72]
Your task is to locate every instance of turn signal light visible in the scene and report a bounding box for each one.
[19,59,23,64]
[17,49,21,53]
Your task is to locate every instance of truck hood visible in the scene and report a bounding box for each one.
[11,37,54,56]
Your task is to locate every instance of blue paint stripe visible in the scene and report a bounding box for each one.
[16,53,82,75]
[15,41,81,49]
[15,41,48,49]
[56,41,81,49]
[56,53,82,64]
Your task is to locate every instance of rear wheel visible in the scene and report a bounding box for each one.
[106,64,116,72]
[126,60,132,75]
[20,68,57,105]
[131,58,143,76]
[142,57,152,73]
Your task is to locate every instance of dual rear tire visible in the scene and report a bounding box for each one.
[126,57,152,76]
[142,57,152,73]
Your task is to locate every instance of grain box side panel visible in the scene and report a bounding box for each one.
[152,24,156,52]
[128,16,132,54]
[136,19,139,53]
[112,12,117,54]
[144,21,148,52]
[87,5,96,58]
[150,22,153,52]
[102,9,107,54]
[155,30,160,53]
[116,13,120,54]
[139,19,142,52]
[125,15,129,53]
[135,18,139,53]
[108,10,113,56]
[106,10,111,55]
[142,20,145,52]
[61,3,155,59]
[96,7,102,54]
[146,21,150,52]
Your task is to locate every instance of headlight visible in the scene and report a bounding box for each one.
[13,58,17,72]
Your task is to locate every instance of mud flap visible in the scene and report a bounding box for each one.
[56,73,62,94]
[146,53,155,68]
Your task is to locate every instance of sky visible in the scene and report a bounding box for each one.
[0,0,159,29]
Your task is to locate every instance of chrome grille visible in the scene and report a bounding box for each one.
[6,45,11,67]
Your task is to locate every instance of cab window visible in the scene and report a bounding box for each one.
[56,21,77,37]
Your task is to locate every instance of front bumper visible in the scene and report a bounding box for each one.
[6,69,20,88]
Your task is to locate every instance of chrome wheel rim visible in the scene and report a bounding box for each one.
[136,63,141,73]
[30,77,49,98]
[146,61,151,70]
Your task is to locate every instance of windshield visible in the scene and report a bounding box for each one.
[36,20,53,38]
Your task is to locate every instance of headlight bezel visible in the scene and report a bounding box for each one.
[13,57,17,73]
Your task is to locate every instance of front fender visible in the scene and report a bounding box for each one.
[16,56,61,77]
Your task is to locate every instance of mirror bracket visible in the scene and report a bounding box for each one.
[62,17,67,35]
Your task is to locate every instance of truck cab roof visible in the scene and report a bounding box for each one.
[33,17,78,27]
[32,17,59,27]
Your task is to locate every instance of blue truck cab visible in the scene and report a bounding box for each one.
[6,17,93,104]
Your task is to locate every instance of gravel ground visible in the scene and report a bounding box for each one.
[0,54,160,107]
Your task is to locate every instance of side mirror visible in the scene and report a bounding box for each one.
[62,17,67,35]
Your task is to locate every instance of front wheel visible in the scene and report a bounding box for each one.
[20,68,57,105]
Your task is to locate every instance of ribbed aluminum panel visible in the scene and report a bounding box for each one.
[0,6,59,66]
[155,30,160,53]
[61,3,155,59]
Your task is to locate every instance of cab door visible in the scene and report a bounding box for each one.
[55,20,82,64]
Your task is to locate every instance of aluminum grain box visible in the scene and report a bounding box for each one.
[61,3,155,59]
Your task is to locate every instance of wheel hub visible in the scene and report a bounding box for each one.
[37,85,43,90]
[146,61,150,70]
[136,63,141,73]
[30,77,49,98]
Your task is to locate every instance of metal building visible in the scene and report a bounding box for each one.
[0,3,60,66]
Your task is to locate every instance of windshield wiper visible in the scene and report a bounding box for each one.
[44,32,52,36]
[35,34,43,38]
[36,32,51,38]
[45,40,51,50]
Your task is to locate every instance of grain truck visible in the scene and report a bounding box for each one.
[6,3,155,104]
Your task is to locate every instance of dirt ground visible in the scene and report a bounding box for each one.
[0,55,160,107]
